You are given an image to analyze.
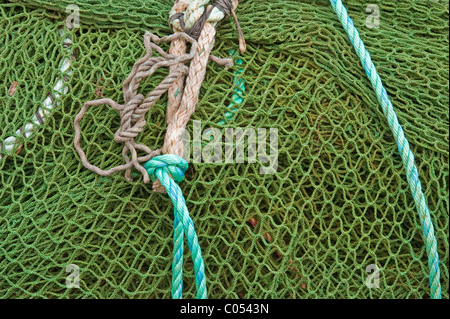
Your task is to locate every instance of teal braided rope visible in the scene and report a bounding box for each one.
[145,154,207,299]
[172,210,184,298]
[329,0,441,298]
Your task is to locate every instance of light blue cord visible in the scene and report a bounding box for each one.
[145,155,207,299]
[329,0,441,298]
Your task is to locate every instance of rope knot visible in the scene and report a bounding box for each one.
[169,0,246,53]
[74,32,200,183]
[114,94,146,143]
[145,154,188,183]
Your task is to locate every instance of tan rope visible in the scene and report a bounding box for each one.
[153,21,225,193]
[162,22,217,158]
[153,1,240,192]
[166,1,190,125]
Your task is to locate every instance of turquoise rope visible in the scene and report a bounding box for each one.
[204,49,245,142]
[217,49,245,125]
[145,155,207,299]
[329,0,441,298]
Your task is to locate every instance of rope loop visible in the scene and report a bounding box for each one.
[145,154,188,183]
[74,32,198,183]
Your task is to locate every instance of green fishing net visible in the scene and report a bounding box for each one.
[0,0,448,299]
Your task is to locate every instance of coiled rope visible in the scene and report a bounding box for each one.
[329,0,441,299]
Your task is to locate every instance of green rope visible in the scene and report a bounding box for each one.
[145,154,207,299]
[204,49,245,142]
[329,0,441,298]
[218,49,245,125]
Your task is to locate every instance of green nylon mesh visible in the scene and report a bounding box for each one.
[0,0,448,298]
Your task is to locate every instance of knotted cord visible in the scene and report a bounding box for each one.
[74,0,244,299]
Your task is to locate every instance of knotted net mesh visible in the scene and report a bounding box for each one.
[0,0,448,298]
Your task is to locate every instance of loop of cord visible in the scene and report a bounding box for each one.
[169,0,246,54]
[74,32,198,183]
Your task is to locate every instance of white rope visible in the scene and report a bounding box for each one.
[0,28,74,160]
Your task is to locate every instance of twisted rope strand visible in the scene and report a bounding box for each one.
[162,22,216,158]
[145,154,207,299]
[74,32,197,183]
[166,39,188,125]
[329,0,441,299]
[171,212,184,299]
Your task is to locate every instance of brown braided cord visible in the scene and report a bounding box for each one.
[75,0,238,188]
[74,32,198,183]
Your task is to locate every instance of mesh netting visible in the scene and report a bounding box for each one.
[0,0,448,298]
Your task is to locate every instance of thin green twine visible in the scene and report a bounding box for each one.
[330,0,441,298]
[217,49,245,125]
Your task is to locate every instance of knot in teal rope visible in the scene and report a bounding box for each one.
[144,154,207,299]
[145,154,188,183]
